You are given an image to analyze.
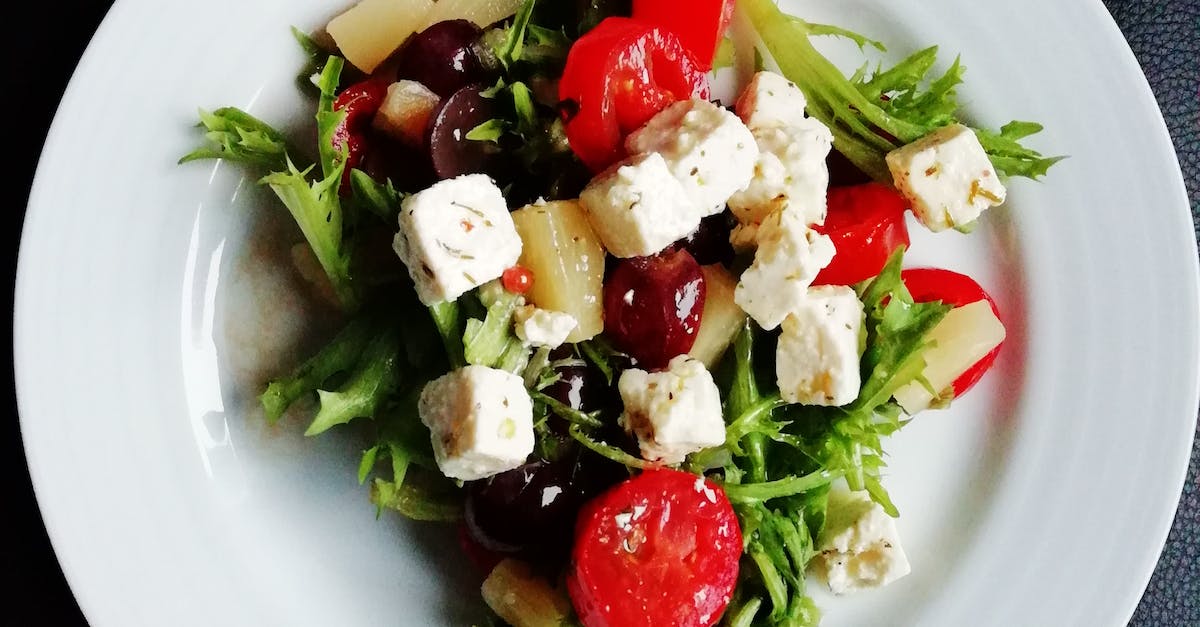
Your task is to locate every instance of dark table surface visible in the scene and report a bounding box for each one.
[10,1,1199,625]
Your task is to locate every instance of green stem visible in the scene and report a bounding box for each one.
[721,470,841,504]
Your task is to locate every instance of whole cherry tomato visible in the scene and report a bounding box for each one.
[558,18,710,171]
[632,0,735,71]
[813,183,911,286]
[568,469,741,627]
[901,267,1003,397]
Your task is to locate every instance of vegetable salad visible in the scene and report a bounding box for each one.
[182,0,1059,625]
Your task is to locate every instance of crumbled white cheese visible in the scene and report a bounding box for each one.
[418,365,534,481]
[734,206,835,330]
[513,305,578,349]
[728,122,833,230]
[618,355,726,464]
[776,286,864,406]
[886,123,1006,232]
[393,174,521,305]
[735,71,811,131]
[579,152,699,258]
[625,99,759,216]
[812,490,911,594]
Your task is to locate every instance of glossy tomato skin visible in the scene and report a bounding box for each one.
[568,469,741,627]
[331,79,389,194]
[813,183,910,286]
[631,0,735,70]
[558,17,710,171]
[901,268,1003,397]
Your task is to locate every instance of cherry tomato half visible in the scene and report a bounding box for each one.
[331,79,389,194]
[568,469,741,627]
[901,268,1003,397]
[632,0,735,71]
[813,183,911,286]
[558,18,710,171]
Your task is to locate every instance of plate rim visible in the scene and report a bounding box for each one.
[15,0,1200,624]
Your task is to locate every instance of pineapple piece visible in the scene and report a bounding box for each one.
[481,559,574,627]
[689,265,748,368]
[893,300,1006,414]
[511,201,606,343]
[372,80,441,146]
[327,0,435,73]
[423,0,522,29]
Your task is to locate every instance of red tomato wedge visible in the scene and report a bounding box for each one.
[331,79,388,194]
[901,268,1003,397]
[632,0,736,71]
[559,18,710,172]
[568,469,741,627]
[813,183,910,286]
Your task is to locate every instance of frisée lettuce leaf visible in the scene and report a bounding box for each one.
[259,312,377,423]
[260,158,358,310]
[742,0,1064,182]
[715,247,949,627]
[305,327,404,436]
[179,107,291,171]
[182,55,362,311]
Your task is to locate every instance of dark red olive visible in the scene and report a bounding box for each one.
[826,148,873,187]
[428,84,508,180]
[678,212,736,266]
[395,20,490,98]
[361,132,435,193]
[603,248,706,369]
[544,365,607,413]
[464,453,628,568]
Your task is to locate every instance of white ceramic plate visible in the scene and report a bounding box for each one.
[16,0,1199,625]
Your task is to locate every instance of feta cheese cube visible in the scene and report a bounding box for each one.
[734,206,836,330]
[373,80,441,146]
[812,490,911,594]
[776,286,864,406]
[618,355,726,464]
[728,123,833,230]
[393,174,522,305]
[625,99,758,216]
[886,123,1007,232]
[513,305,578,349]
[579,152,699,258]
[735,71,811,130]
[418,365,535,481]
